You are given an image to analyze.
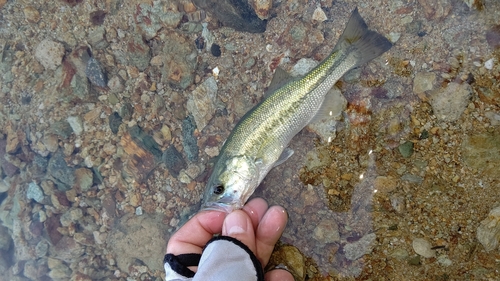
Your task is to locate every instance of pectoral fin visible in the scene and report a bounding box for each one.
[273,147,294,168]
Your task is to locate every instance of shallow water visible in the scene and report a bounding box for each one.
[0,0,499,280]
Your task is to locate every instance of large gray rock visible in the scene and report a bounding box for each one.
[107,214,168,273]
[430,82,471,122]
[186,77,218,131]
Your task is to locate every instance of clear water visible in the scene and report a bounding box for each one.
[0,0,499,280]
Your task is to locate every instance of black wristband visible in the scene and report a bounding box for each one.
[164,253,201,278]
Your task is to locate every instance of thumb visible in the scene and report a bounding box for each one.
[222,210,256,254]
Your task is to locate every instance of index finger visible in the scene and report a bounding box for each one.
[166,210,227,255]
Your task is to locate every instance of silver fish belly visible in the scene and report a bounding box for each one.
[202,8,392,212]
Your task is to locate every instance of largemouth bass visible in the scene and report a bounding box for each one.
[202,8,392,212]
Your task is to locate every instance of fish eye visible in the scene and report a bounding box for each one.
[213,185,224,195]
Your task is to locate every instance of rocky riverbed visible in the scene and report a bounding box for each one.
[0,0,499,280]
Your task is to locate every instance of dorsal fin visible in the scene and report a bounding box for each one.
[264,68,296,98]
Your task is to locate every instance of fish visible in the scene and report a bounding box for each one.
[201,8,392,212]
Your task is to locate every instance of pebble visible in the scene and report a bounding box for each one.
[204,146,219,157]
[484,58,494,70]
[251,0,272,20]
[35,240,49,257]
[161,125,172,142]
[47,150,75,191]
[50,120,73,139]
[23,6,40,23]
[268,245,305,281]
[398,141,414,158]
[75,168,93,191]
[485,111,500,126]
[51,191,70,210]
[5,124,20,154]
[162,145,187,177]
[412,237,435,258]
[186,76,218,131]
[88,26,108,50]
[374,176,397,194]
[430,82,472,121]
[48,261,71,279]
[66,116,83,136]
[108,75,125,93]
[477,206,500,252]
[390,248,409,260]
[401,174,424,184]
[86,56,108,87]
[312,219,340,244]
[42,134,59,153]
[412,72,435,94]
[109,112,122,134]
[35,39,65,71]
[390,194,406,213]
[344,233,377,261]
[437,255,452,266]
[461,130,500,178]
[0,139,19,176]
[290,58,318,77]
[52,236,84,261]
[129,125,163,159]
[27,182,44,203]
[23,260,47,280]
[210,43,221,57]
[312,6,327,22]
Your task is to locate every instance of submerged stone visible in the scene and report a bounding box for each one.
[108,112,122,134]
[193,0,266,33]
[129,125,163,160]
[186,76,218,131]
[85,56,107,87]
[47,150,75,191]
[477,206,500,252]
[113,34,151,71]
[398,141,414,158]
[27,182,44,203]
[51,120,73,139]
[412,237,435,258]
[182,115,199,161]
[462,131,500,178]
[162,145,187,178]
[161,31,197,89]
[430,82,472,122]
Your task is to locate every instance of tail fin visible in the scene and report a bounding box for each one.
[335,8,392,67]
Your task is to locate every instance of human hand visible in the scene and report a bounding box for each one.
[166,198,293,280]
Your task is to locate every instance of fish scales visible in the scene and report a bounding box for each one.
[202,8,392,212]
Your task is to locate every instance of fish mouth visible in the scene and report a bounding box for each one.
[201,202,234,213]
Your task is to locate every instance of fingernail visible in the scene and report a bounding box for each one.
[223,211,247,235]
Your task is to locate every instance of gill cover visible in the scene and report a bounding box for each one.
[202,155,260,212]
